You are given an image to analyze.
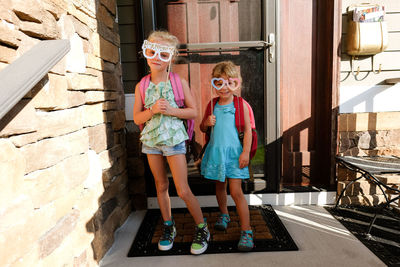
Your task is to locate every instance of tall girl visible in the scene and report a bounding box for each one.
[133,30,209,255]
[200,61,253,251]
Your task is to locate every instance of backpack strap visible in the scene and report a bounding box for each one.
[233,96,245,134]
[139,74,151,106]
[199,97,219,158]
[138,74,151,131]
[170,72,196,141]
[141,73,184,107]
[243,99,256,129]
[203,97,219,143]
[170,72,185,107]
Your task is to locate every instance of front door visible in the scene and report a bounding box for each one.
[140,0,337,197]
[142,0,279,196]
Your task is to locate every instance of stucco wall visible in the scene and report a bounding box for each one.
[0,0,131,266]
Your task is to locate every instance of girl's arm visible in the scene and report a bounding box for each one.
[133,83,153,125]
[164,78,197,119]
[239,103,252,168]
[200,103,215,133]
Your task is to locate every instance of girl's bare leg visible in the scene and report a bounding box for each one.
[229,179,251,230]
[167,154,204,224]
[147,154,171,222]
[215,181,229,214]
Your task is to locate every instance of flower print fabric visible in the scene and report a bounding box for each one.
[140,81,188,147]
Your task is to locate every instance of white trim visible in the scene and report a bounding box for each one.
[147,192,336,209]
[125,93,134,121]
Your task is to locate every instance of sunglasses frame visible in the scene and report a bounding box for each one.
[211,77,241,91]
[142,40,175,62]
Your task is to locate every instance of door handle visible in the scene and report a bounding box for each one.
[268,33,275,63]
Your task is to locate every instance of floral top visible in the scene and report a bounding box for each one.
[140,80,188,147]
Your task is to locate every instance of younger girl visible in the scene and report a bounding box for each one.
[133,30,210,255]
[200,61,253,251]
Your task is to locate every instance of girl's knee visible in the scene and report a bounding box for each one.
[231,191,243,201]
[155,180,169,193]
[177,188,192,201]
[229,186,243,201]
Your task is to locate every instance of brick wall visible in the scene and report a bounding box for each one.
[0,0,131,266]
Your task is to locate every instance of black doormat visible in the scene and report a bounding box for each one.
[128,205,298,257]
[326,205,400,267]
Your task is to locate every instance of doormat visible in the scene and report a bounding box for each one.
[326,205,400,267]
[128,205,298,257]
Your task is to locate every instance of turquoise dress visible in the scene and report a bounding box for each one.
[201,102,249,182]
[140,80,188,147]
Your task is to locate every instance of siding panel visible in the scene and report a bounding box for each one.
[341,2,400,86]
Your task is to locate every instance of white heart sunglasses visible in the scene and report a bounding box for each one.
[211,77,241,91]
[142,40,175,62]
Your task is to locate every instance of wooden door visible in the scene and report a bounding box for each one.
[151,0,274,195]
[157,0,241,147]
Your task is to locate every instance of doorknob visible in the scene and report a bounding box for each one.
[268,33,275,63]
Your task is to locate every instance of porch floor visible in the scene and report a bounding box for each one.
[99,205,385,267]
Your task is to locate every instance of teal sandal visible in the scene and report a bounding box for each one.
[238,230,254,251]
[214,213,231,231]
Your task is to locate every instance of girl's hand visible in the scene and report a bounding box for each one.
[152,98,168,114]
[239,152,249,168]
[204,115,216,127]
[162,100,174,116]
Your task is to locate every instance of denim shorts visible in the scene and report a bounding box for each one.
[142,141,186,156]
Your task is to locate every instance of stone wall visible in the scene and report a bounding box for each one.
[338,112,400,157]
[337,112,400,207]
[0,0,131,266]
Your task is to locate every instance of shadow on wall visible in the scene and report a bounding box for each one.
[281,113,337,190]
[0,1,133,265]
[82,0,132,262]
[339,83,400,114]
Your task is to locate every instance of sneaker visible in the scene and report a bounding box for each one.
[158,220,176,251]
[190,223,210,255]
[238,230,254,252]
[214,213,230,231]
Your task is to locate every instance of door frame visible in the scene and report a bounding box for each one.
[140,0,280,193]
[138,0,342,196]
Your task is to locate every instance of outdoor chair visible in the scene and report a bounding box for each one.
[335,156,400,235]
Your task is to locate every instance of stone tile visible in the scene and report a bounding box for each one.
[38,210,80,258]
[20,128,89,173]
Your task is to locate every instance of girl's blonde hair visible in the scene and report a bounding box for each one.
[147,30,179,53]
[212,61,242,81]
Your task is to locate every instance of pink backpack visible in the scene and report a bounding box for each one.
[138,72,195,141]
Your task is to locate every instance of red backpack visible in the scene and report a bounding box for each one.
[138,72,195,141]
[203,96,258,159]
